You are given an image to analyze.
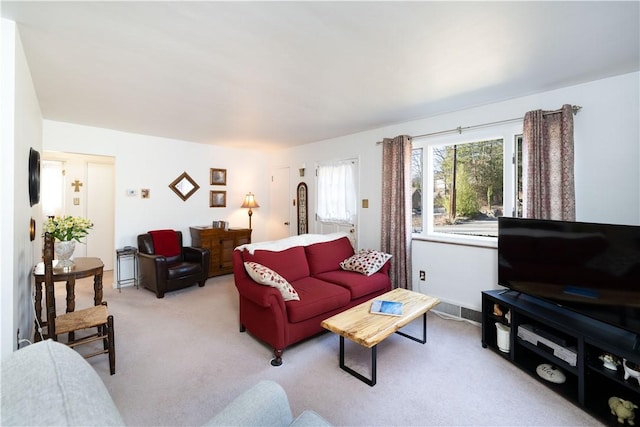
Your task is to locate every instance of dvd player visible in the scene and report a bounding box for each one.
[517,324,577,366]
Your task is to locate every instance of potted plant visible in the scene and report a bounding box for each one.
[43,215,93,270]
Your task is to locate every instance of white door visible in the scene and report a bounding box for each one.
[318,222,357,248]
[268,167,291,240]
[86,162,115,270]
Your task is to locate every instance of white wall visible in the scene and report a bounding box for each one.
[272,72,640,313]
[269,133,385,250]
[414,72,640,312]
[43,121,271,264]
[1,19,43,357]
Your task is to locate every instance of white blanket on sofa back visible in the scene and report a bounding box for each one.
[236,232,350,254]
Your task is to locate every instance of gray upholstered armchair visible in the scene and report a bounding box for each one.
[137,229,210,298]
[1,339,331,426]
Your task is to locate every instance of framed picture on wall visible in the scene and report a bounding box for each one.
[210,190,226,207]
[210,168,227,185]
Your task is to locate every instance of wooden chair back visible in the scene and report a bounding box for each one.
[42,232,116,375]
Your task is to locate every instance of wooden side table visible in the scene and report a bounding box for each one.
[33,257,104,341]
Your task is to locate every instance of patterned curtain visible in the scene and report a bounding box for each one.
[381,135,412,290]
[523,104,575,220]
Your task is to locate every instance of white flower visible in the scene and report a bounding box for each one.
[43,216,93,242]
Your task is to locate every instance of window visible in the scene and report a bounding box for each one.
[411,148,423,232]
[514,134,524,218]
[41,160,64,217]
[316,159,357,225]
[412,123,522,244]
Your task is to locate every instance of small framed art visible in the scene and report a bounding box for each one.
[210,168,227,185]
[210,190,227,207]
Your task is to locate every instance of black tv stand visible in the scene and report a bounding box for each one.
[482,290,640,426]
[497,289,522,299]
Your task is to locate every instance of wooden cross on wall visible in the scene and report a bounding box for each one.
[71,179,83,192]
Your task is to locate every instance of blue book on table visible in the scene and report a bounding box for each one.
[370,300,403,316]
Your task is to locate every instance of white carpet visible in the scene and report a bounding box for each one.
[54,272,603,426]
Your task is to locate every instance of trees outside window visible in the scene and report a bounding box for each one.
[433,139,503,232]
[411,148,423,232]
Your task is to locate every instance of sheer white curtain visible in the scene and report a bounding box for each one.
[316,159,357,225]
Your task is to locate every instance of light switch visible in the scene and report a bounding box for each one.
[73,198,80,206]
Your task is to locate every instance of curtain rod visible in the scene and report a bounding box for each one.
[378,105,581,143]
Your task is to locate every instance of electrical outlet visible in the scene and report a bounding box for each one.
[419,270,426,281]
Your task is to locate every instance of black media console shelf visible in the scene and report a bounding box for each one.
[482,290,640,426]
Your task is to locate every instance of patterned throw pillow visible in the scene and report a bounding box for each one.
[244,262,300,301]
[340,249,392,276]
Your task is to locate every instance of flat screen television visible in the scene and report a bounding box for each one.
[498,217,640,337]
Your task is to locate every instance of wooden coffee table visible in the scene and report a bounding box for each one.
[321,288,440,386]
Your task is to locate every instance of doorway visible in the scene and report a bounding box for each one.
[42,153,115,270]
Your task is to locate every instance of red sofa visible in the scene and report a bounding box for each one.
[233,234,391,366]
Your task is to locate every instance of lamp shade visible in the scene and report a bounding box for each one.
[241,192,260,209]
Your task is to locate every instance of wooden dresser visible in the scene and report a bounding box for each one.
[190,227,252,277]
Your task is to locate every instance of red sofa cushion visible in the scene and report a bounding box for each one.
[286,277,351,323]
[241,246,310,283]
[305,237,355,275]
[314,270,391,299]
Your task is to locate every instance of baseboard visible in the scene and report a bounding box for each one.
[433,300,482,324]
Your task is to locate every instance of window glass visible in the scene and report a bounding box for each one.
[316,159,357,225]
[42,160,64,217]
[515,135,524,218]
[432,139,503,237]
[411,148,423,232]
[412,123,521,243]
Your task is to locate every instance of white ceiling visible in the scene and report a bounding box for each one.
[2,1,639,151]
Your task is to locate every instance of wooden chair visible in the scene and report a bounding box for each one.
[43,233,116,375]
